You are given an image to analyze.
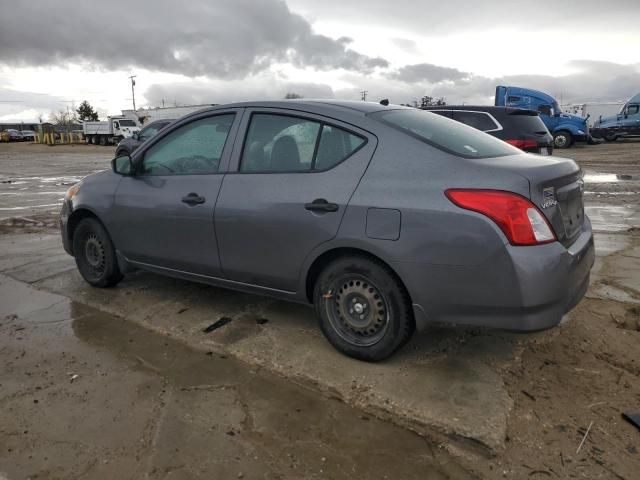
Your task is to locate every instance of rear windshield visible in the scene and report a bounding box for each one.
[369,109,520,158]
[506,112,549,133]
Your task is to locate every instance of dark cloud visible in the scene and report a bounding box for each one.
[390,63,469,83]
[0,0,387,78]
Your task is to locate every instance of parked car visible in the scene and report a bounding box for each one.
[20,130,36,141]
[5,129,24,141]
[60,101,594,361]
[423,106,554,155]
[115,119,174,156]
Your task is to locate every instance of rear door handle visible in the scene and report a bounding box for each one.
[181,193,206,205]
[304,198,339,213]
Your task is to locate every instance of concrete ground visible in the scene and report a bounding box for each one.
[1,141,639,478]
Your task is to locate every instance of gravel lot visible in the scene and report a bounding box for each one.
[1,140,639,479]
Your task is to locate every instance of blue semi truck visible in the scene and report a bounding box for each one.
[591,92,640,141]
[495,86,589,149]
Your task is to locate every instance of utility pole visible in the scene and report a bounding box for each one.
[360,90,368,102]
[129,75,137,111]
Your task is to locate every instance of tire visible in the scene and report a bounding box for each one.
[604,132,618,142]
[90,135,97,145]
[99,135,107,146]
[553,130,573,149]
[313,256,414,361]
[72,218,123,288]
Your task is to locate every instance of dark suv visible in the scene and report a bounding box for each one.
[423,106,553,155]
[115,119,174,156]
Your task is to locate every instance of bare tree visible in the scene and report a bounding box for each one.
[284,92,303,99]
[49,109,78,126]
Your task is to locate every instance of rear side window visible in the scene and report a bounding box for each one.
[451,111,500,132]
[315,125,366,170]
[370,109,520,159]
[627,104,639,115]
[240,114,365,173]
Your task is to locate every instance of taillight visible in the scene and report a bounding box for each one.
[445,189,556,246]
[505,139,539,150]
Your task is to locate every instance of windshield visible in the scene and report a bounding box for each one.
[119,119,137,127]
[370,109,520,159]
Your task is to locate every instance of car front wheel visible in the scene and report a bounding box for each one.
[72,218,123,288]
[313,256,414,361]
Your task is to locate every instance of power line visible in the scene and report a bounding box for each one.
[129,75,137,111]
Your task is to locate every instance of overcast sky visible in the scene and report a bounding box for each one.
[0,0,639,122]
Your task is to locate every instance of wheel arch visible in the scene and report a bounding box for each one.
[66,208,109,255]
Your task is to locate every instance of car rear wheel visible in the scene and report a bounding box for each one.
[72,218,123,288]
[604,131,618,142]
[313,256,414,361]
[553,130,573,149]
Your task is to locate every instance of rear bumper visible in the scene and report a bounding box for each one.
[402,217,595,331]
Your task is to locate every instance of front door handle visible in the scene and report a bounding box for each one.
[182,193,206,205]
[304,198,339,213]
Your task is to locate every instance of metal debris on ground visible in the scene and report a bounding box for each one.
[202,317,233,333]
[622,412,640,432]
[576,421,594,454]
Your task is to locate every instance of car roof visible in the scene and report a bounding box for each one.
[194,99,412,116]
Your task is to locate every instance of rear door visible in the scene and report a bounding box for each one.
[111,110,240,276]
[214,109,376,291]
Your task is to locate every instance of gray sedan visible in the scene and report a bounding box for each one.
[59,100,594,361]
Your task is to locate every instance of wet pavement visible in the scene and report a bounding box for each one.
[0,143,106,220]
[0,274,471,479]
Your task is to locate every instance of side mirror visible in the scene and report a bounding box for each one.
[112,155,134,175]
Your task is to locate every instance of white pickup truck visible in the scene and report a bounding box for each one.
[83,116,140,146]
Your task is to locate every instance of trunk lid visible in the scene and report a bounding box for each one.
[471,154,584,246]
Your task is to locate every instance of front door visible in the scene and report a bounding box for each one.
[215,110,376,291]
[111,112,238,276]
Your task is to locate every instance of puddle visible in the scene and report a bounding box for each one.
[0,274,471,479]
[585,204,640,232]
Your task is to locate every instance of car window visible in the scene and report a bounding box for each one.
[141,114,234,175]
[240,114,321,172]
[139,124,162,141]
[538,104,552,116]
[451,111,500,131]
[314,124,366,170]
[627,104,639,115]
[370,109,520,159]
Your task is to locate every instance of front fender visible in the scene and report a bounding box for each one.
[554,122,584,136]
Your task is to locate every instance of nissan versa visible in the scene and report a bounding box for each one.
[60,100,595,361]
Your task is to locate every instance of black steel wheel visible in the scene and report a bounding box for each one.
[314,256,414,361]
[72,217,123,287]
